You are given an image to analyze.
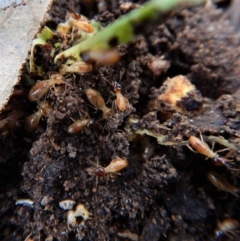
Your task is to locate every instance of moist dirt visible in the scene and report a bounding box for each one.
[1,0,240,241]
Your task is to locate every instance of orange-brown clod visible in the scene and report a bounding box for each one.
[149,75,203,116]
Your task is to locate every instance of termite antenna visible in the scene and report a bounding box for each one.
[100,75,113,86]
[225,164,240,172]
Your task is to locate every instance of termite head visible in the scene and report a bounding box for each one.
[113,81,121,92]
[213,156,225,166]
[93,167,105,177]
[66,10,81,21]
[50,73,65,84]
[215,230,223,238]
[88,167,105,177]
[213,156,239,171]
[39,101,51,116]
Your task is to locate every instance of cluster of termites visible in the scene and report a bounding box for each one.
[24,74,66,131]
[57,11,94,37]
[23,13,130,236]
[26,69,128,134]
[55,10,120,75]
[21,8,240,241]
[66,85,129,135]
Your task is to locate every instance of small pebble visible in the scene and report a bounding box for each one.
[59,199,76,210]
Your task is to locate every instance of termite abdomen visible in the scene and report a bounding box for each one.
[189,136,215,159]
[28,81,50,102]
[67,119,89,134]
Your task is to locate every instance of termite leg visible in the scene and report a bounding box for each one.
[186,144,198,153]
[215,148,231,153]
[199,132,204,142]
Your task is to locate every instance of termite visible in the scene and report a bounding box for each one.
[28,74,65,102]
[0,110,25,135]
[25,102,51,132]
[215,218,239,239]
[85,88,111,118]
[67,118,89,134]
[57,11,93,36]
[100,76,129,112]
[69,18,93,33]
[188,135,235,169]
[88,157,128,177]
[81,49,120,65]
[113,81,129,112]
[207,171,240,197]
[60,61,93,75]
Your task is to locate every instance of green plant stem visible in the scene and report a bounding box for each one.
[54,0,204,63]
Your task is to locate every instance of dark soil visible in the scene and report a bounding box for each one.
[1,0,240,241]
